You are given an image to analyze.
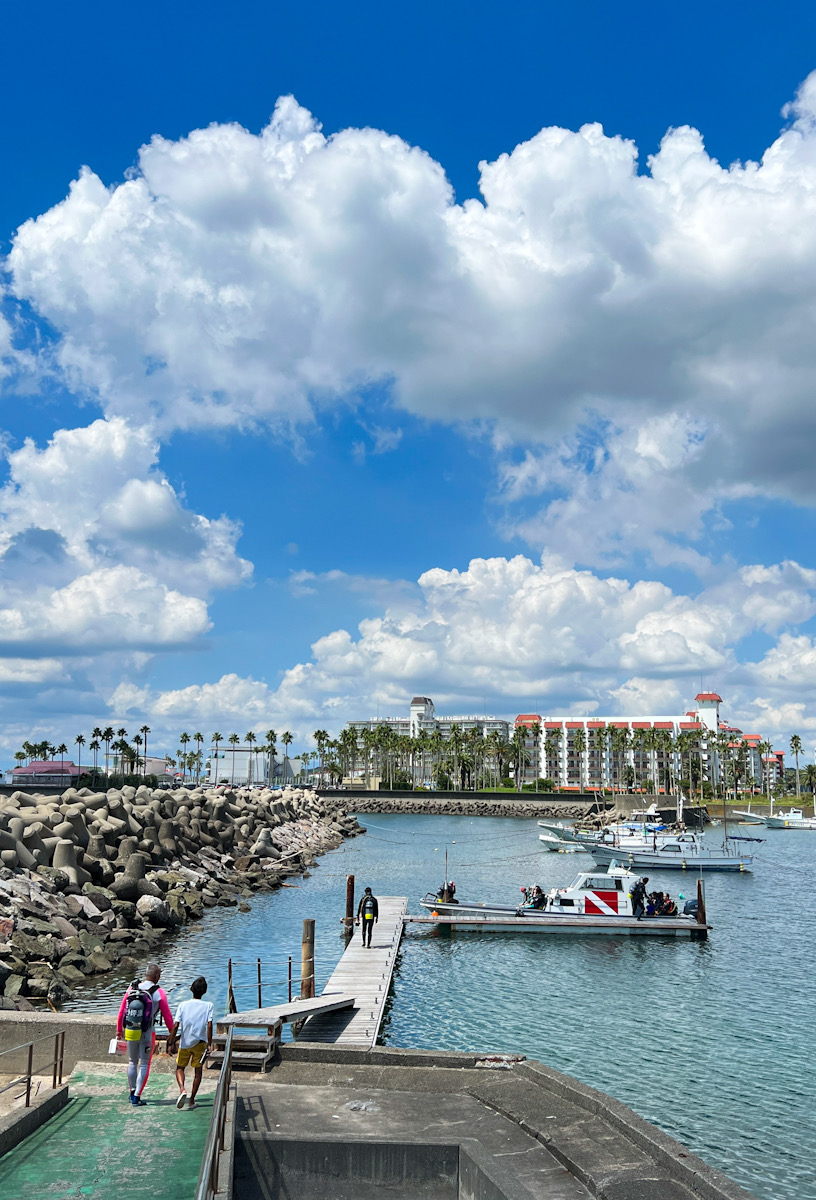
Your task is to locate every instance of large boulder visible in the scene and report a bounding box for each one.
[135,895,177,928]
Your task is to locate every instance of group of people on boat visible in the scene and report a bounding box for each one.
[631,876,678,918]
[647,891,678,916]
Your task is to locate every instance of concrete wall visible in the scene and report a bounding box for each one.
[0,1010,116,1075]
[328,788,603,804]
[235,1137,459,1200]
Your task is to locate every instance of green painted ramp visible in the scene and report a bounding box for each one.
[0,1064,215,1199]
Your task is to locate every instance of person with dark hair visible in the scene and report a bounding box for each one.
[631,877,648,920]
[168,976,213,1110]
[355,887,379,947]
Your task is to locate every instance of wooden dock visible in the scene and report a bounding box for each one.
[300,896,407,1047]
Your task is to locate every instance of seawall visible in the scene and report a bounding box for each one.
[0,784,362,1012]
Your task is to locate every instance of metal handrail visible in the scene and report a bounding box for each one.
[194,1026,234,1200]
[0,1030,65,1107]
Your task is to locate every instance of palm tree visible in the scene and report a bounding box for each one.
[360,728,376,788]
[265,730,277,786]
[544,728,562,791]
[102,727,114,778]
[178,732,190,782]
[804,763,816,801]
[245,732,257,783]
[89,738,100,785]
[211,732,223,782]
[757,741,773,805]
[790,734,803,799]
[228,734,240,786]
[74,734,85,780]
[140,725,151,777]
[313,730,329,787]
[281,731,293,783]
[573,729,586,792]
[194,733,204,784]
[56,743,67,785]
[133,733,143,776]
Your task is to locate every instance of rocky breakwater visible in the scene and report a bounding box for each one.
[350,793,595,819]
[0,784,363,1010]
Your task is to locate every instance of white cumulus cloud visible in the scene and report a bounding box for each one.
[0,418,251,677]
[12,78,816,570]
[105,553,816,748]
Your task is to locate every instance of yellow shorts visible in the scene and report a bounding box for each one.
[176,1041,207,1068]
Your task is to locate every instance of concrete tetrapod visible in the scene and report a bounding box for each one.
[51,839,91,887]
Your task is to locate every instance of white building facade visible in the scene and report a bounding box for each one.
[518,693,776,795]
[349,696,510,743]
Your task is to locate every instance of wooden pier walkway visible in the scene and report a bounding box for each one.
[301,896,407,1048]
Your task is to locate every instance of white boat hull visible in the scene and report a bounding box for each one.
[765,815,816,829]
[407,911,708,937]
[538,833,586,853]
[588,844,751,871]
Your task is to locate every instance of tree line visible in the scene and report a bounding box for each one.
[11,722,814,799]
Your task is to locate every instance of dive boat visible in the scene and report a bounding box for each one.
[587,831,754,871]
[413,865,710,937]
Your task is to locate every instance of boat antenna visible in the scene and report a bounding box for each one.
[445,846,448,889]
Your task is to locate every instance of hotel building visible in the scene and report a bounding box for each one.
[349,696,510,743]
[516,692,776,793]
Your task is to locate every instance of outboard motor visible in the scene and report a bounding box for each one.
[683,899,698,917]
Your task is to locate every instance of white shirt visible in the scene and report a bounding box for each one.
[175,998,214,1048]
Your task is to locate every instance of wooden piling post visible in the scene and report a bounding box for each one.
[696,878,707,927]
[301,918,315,999]
[344,874,355,942]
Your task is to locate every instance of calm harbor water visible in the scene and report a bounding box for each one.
[68,813,815,1200]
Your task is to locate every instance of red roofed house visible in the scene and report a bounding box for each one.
[10,759,81,787]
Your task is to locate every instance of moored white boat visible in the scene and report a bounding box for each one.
[587,831,754,871]
[538,831,586,853]
[764,807,816,829]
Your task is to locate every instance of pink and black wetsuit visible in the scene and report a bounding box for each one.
[117,980,174,1098]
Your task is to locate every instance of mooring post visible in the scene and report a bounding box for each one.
[344,874,355,941]
[696,877,707,926]
[301,918,315,999]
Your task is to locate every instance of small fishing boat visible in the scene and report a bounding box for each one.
[414,865,710,937]
[538,807,676,850]
[734,808,766,825]
[587,831,754,871]
[764,807,816,829]
[538,831,586,853]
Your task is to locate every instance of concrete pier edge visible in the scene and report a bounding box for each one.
[0,1083,69,1158]
[0,1015,757,1199]
[278,1043,754,1200]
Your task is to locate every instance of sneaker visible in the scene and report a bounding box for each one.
[130,1094,146,1107]
[176,1092,188,1110]
[188,1100,197,1110]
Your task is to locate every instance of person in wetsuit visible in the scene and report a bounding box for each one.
[356,887,379,947]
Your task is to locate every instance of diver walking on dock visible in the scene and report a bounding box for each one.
[356,886,379,946]
[116,963,174,1106]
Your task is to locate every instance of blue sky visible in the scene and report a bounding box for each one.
[3,0,816,763]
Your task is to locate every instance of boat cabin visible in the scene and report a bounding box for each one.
[535,867,639,916]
